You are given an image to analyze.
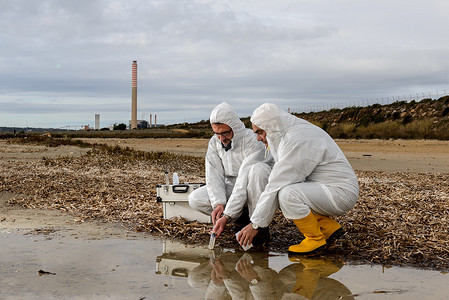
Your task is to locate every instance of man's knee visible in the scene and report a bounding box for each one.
[278,186,290,206]
[248,162,271,184]
[188,186,211,212]
[250,162,271,175]
[188,189,201,210]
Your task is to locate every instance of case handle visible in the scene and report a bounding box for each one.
[172,267,188,277]
[172,184,190,193]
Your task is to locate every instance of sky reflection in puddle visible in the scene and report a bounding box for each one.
[1,232,448,299]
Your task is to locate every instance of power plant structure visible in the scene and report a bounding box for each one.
[131,60,138,129]
[129,60,162,129]
[149,114,158,127]
[149,113,158,127]
[95,114,100,130]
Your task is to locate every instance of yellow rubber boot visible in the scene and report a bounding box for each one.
[288,212,326,254]
[313,213,344,243]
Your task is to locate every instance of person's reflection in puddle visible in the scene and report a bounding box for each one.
[189,252,282,299]
[188,252,353,300]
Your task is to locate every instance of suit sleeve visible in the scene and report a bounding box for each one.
[205,139,227,209]
[223,132,268,220]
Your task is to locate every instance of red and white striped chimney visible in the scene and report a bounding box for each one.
[131,61,138,129]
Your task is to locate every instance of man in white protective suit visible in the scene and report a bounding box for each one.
[233,103,359,255]
[188,102,272,240]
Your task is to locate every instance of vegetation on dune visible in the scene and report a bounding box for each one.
[296,96,449,140]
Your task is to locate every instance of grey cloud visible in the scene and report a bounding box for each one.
[1,0,448,128]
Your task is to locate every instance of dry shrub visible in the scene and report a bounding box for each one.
[354,121,401,139]
[327,123,356,138]
[399,119,434,138]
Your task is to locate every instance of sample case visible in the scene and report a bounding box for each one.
[156,183,211,223]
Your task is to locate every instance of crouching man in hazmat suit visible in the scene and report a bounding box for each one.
[227,103,359,254]
[188,102,272,237]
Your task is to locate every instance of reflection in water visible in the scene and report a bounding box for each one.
[156,240,222,278]
[3,232,446,298]
[281,255,354,299]
[156,241,353,299]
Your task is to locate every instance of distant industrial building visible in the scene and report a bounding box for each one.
[129,120,148,129]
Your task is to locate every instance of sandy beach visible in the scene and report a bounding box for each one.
[1,138,448,270]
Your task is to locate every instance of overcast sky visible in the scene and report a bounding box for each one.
[1,0,448,129]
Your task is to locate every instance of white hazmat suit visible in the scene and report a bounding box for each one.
[188,102,271,221]
[249,103,358,249]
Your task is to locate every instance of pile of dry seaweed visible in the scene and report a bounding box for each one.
[1,146,448,270]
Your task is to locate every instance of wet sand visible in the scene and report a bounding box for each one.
[2,211,449,299]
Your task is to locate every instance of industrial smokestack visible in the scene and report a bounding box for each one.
[150,113,152,127]
[95,114,100,130]
[131,61,138,129]
[155,114,157,127]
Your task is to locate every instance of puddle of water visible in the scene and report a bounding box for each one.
[1,232,448,299]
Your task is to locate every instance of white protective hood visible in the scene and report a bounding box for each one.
[210,102,246,133]
[249,103,359,227]
[250,103,295,161]
[206,102,268,213]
